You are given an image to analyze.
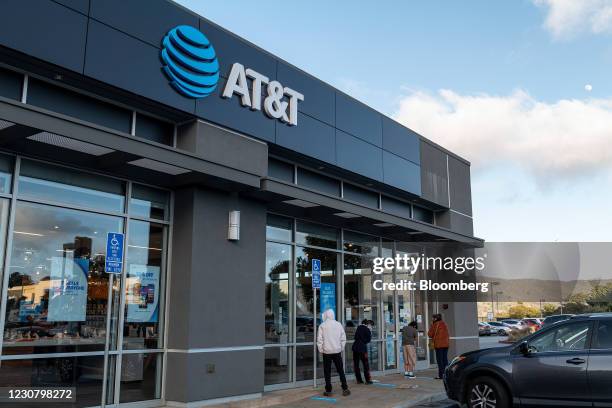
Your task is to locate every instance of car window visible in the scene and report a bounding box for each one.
[594,321,612,349]
[528,322,590,353]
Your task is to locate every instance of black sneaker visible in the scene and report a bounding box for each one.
[342,389,351,396]
[355,380,364,384]
[366,380,374,385]
[323,391,333,397]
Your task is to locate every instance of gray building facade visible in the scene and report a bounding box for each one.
[0,1,481,406]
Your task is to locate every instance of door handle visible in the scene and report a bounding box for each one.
[566,358,586,365]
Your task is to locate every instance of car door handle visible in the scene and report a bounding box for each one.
[566,358,586,365]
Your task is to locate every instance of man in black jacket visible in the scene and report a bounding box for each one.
[351,319,373,384]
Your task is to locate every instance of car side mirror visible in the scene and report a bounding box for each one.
[518,341,529,356]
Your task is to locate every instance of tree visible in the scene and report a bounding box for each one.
[507,304,539,318]
[8,272,33,288]
[542,303,559,316]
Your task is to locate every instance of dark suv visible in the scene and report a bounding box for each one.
[444,313,612,407]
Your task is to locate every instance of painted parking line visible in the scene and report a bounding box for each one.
[310,396,338,403]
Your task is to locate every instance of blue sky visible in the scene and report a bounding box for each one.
[176,0,612,242]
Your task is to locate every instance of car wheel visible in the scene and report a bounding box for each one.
[467,376,510,408]
[498,329,506,336]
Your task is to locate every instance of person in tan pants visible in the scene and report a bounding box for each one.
[401,321,418,378]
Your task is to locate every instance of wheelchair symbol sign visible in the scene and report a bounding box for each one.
[105,232,124,274]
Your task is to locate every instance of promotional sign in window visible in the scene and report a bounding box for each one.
[126,264,159,323]
[48,256,88,322]
[319,282,336,320]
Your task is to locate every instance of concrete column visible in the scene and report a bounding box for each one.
[164,187,266,404]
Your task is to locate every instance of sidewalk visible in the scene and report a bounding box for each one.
[193,369,453,408]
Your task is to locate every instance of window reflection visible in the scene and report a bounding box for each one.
[266,214,292,242]
[296,221,338,249]
[0,153,13,193]
[264,346,290,385]
[0,356,105,408]
[18,160,125,213]
[344,254,379,339]
[265,242,290,344]
[295,246,337,342]
[130,184,169,220]
[343,230,379,256]
[119,353,162,402]
[3,202,123,354]
[295,345,314,381]
[123,221,165,350]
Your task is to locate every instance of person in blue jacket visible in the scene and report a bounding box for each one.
[351,319,373,384]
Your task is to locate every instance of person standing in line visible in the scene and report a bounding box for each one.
[401,321,418,378]
[352,319,373,384]
[317,309,351,396]
[428,313,450,379]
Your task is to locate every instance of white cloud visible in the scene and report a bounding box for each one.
[534,0,612,38]
[392,89,612,184]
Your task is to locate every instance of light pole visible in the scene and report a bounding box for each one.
[496,291,503,314]
[490,282,500,318]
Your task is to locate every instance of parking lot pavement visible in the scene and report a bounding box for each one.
[192,369,449,408]
[479,334,510,349]
[410,399,460,408]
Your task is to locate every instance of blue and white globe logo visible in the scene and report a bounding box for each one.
[160,25,219,99]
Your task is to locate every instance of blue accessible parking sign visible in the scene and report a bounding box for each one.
[105,232,124,274]
[311,259,321,289]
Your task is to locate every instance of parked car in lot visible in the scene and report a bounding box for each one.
[521,318,542,331]
[542,314,574,327]
[487,321,511,336]
[500,319,523,330]
[478,322,492,336]
[444,313,612,408]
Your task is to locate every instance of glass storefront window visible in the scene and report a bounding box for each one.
[263,213,411,385]
[343,230,378,256]
[345,341,380,374]
[119,353,162,403]
[266,214,292,242]
[130,184,169,220]
[0,356,105,407]
[296,220,338,249]
[264,346,290,385]
[0,154,13,193]
[3,202,123,355]
[295,246,337,342]
[343,254,379,339]
[18,160,125,213]
[266,242,290,344]
[123,221,165,350]
[295,344,314,381]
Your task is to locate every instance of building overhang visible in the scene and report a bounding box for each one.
[254,178,484,246]
[0,96,264,191]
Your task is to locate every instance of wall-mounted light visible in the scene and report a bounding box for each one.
[228,210,240,241]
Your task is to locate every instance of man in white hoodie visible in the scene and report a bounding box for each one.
[317,309,350,396]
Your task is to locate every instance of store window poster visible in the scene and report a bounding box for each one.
[48,256,89,322]
[126,265,159,323]
[319,282,336,320]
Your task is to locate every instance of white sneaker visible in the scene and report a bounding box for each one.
[404,371,409,376]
